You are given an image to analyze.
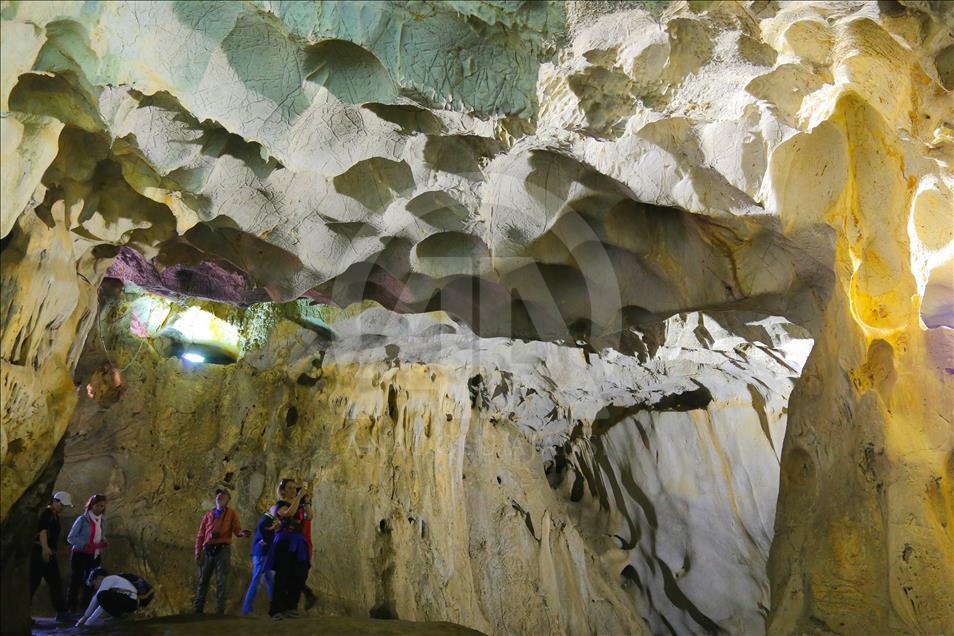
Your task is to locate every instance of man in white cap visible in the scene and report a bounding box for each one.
[31,491,73,622]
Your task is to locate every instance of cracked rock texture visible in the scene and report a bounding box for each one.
[2,1,953,634]
[53,293,808,635]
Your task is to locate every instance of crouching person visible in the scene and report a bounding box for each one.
[75,567,154,627]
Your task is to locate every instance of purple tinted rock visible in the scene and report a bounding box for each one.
[106,247,164,292]
[106,246,274,306]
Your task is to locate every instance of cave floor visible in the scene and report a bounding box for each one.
[30,615,485,635]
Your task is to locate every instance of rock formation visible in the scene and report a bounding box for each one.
[1,1,952,634]
[53,290,809,635]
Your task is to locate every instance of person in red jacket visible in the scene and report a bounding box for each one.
[191,488,251,614]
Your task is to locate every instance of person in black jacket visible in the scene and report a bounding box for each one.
[241,509,279,615]
[30,491,74,622]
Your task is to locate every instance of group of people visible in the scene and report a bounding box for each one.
[31,478,317,625]
[30,491,153,627]
[193,478,317,620]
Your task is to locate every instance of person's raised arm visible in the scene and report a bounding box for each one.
[278,487,306,518]
[299,476,322,520]
[300,470,322,521]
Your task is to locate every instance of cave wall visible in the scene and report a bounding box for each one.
[1,1,952,634]
[0,435,65,636]
[0,211,103,520]
[51,294,808,635]
[759,6,954,631]
[767,91,954,633]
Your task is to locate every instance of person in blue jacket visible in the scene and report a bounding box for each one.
[241,508,279,615]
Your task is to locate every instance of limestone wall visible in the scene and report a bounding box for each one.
[53,296,808,635]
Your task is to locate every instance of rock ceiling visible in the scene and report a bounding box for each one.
[10,0,949,339]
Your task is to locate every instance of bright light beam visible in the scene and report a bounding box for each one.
[182,352,205,364]
[168,306,242,358]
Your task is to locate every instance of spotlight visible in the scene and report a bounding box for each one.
[182,352,205,364]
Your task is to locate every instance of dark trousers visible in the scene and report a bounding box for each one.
[193,544,231,613]
[269,550,309,616]
[97,589,138,618]
[30,546,66,613]
[67,551,101,612]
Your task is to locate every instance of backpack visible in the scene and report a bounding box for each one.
[118,573,154,608]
